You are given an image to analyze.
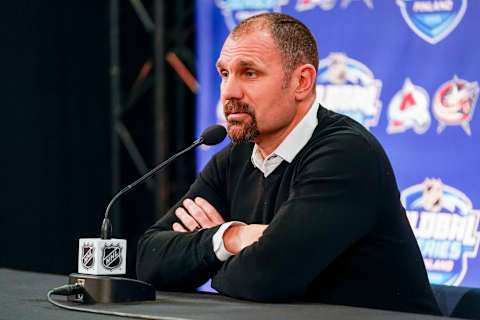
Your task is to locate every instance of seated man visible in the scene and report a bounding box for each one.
[136,13,440,315]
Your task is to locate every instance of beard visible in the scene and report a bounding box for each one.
[223,100,259,144]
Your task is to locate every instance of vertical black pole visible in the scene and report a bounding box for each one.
[110,0,122,234]
[154,0,169,218]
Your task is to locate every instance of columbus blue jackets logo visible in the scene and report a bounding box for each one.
[102,243,122,271]
[402,178,480,286]
[295,0,373,11]
[433,76,478,135]
[396,0,468,45]
[315,52,382,129]
[387,78,430,134]
[81,243,95,270]
[215,0,288,30]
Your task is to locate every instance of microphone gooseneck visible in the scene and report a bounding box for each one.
[100,125,227,239]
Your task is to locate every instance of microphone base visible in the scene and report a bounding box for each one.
[68,273,156,304]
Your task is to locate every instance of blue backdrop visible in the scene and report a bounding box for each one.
[195,0,480,288]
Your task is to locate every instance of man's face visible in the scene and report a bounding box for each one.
[216,30,298,144]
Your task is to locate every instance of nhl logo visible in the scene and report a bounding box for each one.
[102,244,122,270]
[396,0,468,45]
[81,243,95,270]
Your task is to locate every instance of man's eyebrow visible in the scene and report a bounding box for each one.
[215,59,259,69]
[238,60,257,68]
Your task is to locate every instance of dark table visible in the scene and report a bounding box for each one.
[0,268,452,320]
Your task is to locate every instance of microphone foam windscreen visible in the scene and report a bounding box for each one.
[201,125,227,146]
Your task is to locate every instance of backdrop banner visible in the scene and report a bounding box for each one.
[195,0,480,288]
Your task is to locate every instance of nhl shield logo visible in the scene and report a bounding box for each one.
[396,0,468,45]
[433,75,478,135]
[81,243,95,269]
[102,244,122,270]
[215,0,288,30]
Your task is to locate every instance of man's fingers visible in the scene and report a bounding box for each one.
[182,199,214,228]
[194,197,225,225]
[172,222,187,232]
[175,207,200,231]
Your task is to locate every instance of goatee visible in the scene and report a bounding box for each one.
[224,100,259,144]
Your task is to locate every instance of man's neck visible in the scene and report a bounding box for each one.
[256,96,316,158]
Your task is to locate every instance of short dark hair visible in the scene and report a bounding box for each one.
[230,13,319,78]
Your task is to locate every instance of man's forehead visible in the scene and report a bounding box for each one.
[216,31,278,67]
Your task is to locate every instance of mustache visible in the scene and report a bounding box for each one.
[224,100,254,117]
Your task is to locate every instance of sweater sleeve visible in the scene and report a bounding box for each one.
[211,133,381,301]
[136,147,230,291]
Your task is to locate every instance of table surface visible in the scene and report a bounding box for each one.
[0,268,454,320]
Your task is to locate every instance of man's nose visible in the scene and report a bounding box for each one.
[221,76,243,101]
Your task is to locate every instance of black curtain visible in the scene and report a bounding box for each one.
[0,1,196,277]
[1,1,110,274]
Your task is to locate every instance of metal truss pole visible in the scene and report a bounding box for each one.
[109,0,122,235]
[154,0,169,217]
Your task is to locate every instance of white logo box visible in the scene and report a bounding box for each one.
[78,238,127,275]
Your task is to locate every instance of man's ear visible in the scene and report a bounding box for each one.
[294,64,316,101]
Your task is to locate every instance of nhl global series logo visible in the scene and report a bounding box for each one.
[81,243,95,270]
[396,0,468,45]
[215,0,288,30]
[102,243,122,271]
[315,52,382,129]
[402,178,480,286]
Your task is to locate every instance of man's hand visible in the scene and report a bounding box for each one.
[172,197,225,232]
[223,224,268,254]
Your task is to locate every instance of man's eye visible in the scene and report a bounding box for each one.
[220,70,228,78]
[245,70,256,78]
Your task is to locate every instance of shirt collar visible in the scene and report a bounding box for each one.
[251,102,319,170]
[273,102,319,163]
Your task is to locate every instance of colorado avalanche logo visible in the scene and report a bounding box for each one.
[402,178,480,286]
[102,243,122,271]
[396,0,468,45]
[81,243,95,270]
[433,76,478,135]
[215,0,288,30]
[315,52,382,129]
[387,78,430,134]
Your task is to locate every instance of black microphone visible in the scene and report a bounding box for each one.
[68,125,226,304]
[101,124,227,239]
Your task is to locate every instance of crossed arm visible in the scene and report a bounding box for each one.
[172,196,267,254]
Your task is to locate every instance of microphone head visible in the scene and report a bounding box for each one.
[200,125,227,146]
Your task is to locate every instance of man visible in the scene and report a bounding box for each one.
[137,13,440,315]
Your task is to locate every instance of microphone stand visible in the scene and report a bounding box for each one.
[68,125,225,304]
[69,138,205,304]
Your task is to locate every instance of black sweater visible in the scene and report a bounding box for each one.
[136,106,441,315]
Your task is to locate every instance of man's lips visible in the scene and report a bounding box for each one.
[226,112,250,122]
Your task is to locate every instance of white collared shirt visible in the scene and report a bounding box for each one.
[251,102,320,177]
[213,103,320,261]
